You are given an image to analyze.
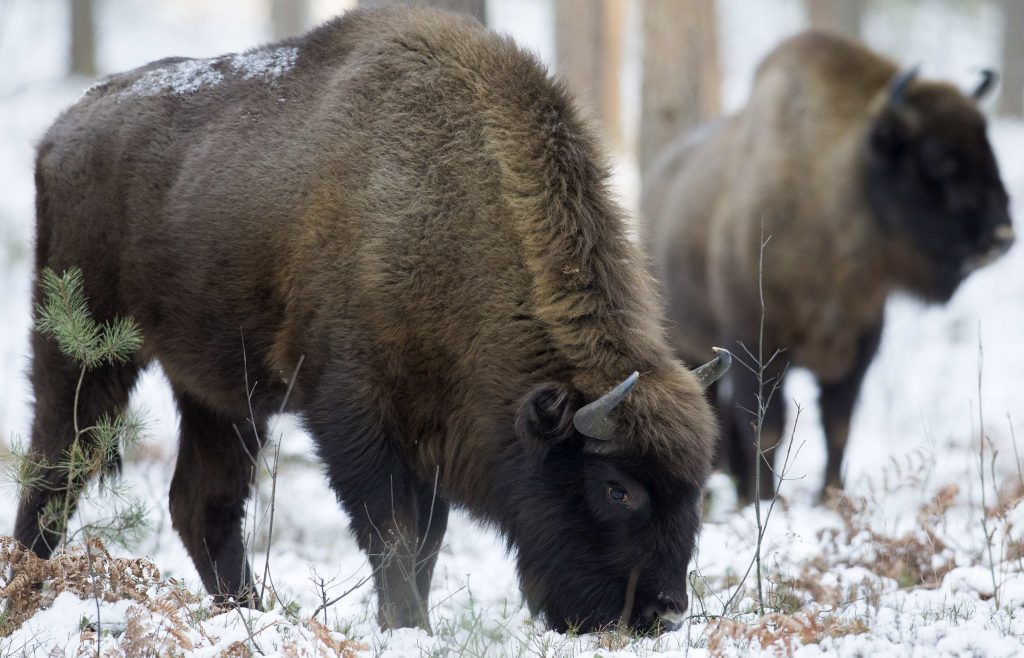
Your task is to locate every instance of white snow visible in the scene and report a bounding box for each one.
[227,47,299,80]
[121,46,299,97]
[2,1,1023,657]
[124,58,226,97]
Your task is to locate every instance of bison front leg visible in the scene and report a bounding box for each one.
[818,326,883,500]
[345,473,430,630]
[168,390,264,607]
[313,412,430,629]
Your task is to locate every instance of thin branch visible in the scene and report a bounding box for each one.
[311,571,378,620]
[976,326,1000,608]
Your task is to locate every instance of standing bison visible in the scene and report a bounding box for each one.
[14,8,729,633]
[643,31,1014,502]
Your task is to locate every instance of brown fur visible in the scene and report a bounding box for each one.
[16,7,717,633]
[643,31,1013,500]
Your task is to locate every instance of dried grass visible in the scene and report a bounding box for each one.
[0,535,365,657]
[0,535,162,635]
[708,610,868,657]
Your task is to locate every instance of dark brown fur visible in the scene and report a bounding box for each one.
[643,31,1013,501]
[16,8,717,633]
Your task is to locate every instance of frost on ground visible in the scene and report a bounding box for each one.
[2,1,1024,656]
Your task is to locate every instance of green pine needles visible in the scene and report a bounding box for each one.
[12,267,149,550]
[35,266,142,369]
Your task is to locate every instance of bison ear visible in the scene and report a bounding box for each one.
[514,383,580,446]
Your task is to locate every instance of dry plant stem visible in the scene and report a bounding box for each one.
[258,354,305,605]
[426,583,467,615]
[976,330,1000,608]
[1009,415,1023,491]
[72,365,86,439]
[753,226,771,616]
[720,404,804,617]
[49,364,90,555]
[235,331,264,653]
[71,362,104,651]
[311,571,378,621]
[416,466,441,574]
[231,602,263,656]
[310,544,405,626]
[258,438,282,604]
[86,539,101,658]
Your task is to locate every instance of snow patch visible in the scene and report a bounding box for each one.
[122,46,298,98]
[227,46,299,80]
[124,58,225,97]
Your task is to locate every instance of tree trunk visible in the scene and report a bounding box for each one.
[271,0,309,40]
[639,0,721,179]
[70,0,96,77]
[600,0,625,150]
[998,0,1024,117]
[554,0,625,150]
[555,1,603,128]
[358,0,487,26]
[805,0,865,40]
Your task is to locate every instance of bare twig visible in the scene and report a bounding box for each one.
[976,328,1000,608]
[720,400,805,618]
[85,539,101,658]
[1009,415,1023,492]
[311,571,379,621]
[753,225,770,615]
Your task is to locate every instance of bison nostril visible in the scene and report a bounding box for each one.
[655,592,687,617]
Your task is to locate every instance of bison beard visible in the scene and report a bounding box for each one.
[643,30,1014,502]
[14,7,727,634]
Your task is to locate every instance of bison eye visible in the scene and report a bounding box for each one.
[607,484,630,505]
[921,140,959,180]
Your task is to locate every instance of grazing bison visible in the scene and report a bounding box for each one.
[14,7,729,633]
[643,31,1014,502]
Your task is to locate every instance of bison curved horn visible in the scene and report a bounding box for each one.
[692,347,732,389]
[572,371,639,441]
[888,65,919,109]
[971,69,998,101]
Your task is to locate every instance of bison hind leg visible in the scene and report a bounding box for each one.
[168,389,266,607]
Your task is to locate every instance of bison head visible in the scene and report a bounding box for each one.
[505,351,730,634]
[865,67,1015,300]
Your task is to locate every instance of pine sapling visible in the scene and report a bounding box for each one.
[8,267,151,653]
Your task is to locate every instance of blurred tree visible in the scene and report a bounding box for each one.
[998,0,1023,117]
[639,0,721,179]
[70,0,96,77]
[554,0,625,149]
[805,0,866,39]
[358,0,487,26]
[271,0,310,40]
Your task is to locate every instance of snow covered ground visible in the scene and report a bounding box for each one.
[1,1,1023,656]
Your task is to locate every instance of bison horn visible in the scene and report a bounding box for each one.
[888,65,919,108]
[572,371,639,441]
[971,69,998,101]
[692,347,732,389]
